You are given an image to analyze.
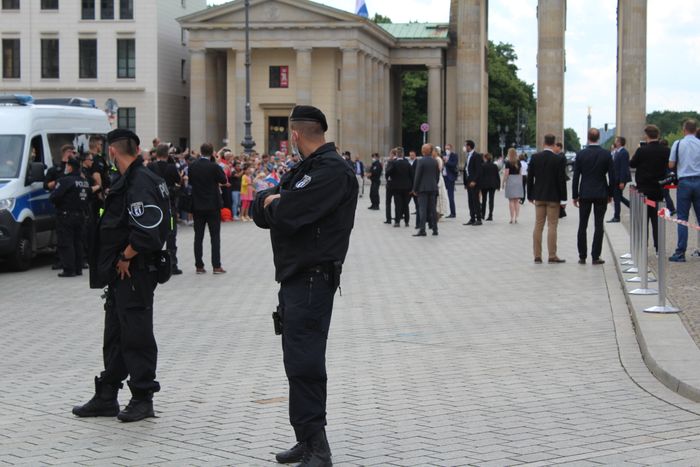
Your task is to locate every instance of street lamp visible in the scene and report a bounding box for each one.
[241,0,256,155]
[497,124,509,158]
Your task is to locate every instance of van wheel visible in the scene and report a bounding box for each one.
[9,228,32,271]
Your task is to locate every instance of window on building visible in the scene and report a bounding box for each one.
[2,39,20,79]
[117,107,135,132]
[41,38,59,79]
[41,0,59,10]
[119,0,132,19]
[117,38,135,78]
[81,0,95,19]
[79,39,97,79]
[100,0,114,19]
[1,0,19,10]
[269,66,289,89]
[181,59,186,83]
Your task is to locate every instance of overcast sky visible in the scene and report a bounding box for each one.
[207,0,700,139]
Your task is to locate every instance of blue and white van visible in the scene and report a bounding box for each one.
[0,95,110,270]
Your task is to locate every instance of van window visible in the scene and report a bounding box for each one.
[0,135,25,179]
[27,135,46,177]
[47,133,104,166]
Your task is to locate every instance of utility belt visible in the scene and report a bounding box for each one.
[57,210,85,217]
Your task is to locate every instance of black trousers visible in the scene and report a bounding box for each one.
[279,271,337,442]
[417,192,438,233]
[613,184,630,219]
[385,185,393,222]
[193,209,221,269]
[392,190,410,225]
[577,199,608,260]
[444,177,456,216]
[167,204,178,267]
[56,213,84,274]
[369,180,380,208]
[101,268,160,396]
[467,185,481,221]
[481,188,496,218]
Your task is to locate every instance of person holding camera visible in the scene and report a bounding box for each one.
[629,124,669,251]
[669,119,700,262]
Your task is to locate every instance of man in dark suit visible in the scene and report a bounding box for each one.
[386,147,412,227]
[383,148,396,224]
[368,153,382,210]
[412,144,440,236]
[443,144,458,218]
[630,124,670,251]
[528,134,568,263]
[462,140,483,226]
[608,136,632,222]
[188,143,227,274]
[572,128,614,264]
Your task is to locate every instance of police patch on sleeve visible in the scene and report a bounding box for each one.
[129,202,144,217]
[128,202,164,229]
[295,175,312,189]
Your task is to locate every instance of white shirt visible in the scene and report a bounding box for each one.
[670,134,700,179]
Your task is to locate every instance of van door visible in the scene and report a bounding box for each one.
[26,133,54,247]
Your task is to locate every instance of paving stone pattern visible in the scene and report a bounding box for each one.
[2,191,700,466]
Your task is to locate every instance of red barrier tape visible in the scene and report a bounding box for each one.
[658,208,700,232]
[664,185,678,190]
[645,199,657,208]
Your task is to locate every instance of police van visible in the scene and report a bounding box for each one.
[0,95,110,270]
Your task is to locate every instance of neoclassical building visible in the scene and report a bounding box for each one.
[179,0,647,159]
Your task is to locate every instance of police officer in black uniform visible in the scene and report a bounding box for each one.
[49,157,89,277]
[148,143,183,275]
[368,152,383,210]
[253,106,358,467]
[45,144,77,270]
[73,129,171,423]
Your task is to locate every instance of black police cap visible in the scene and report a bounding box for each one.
[290,105,328,132]
[66,157,81,170]
[106,128,141,147]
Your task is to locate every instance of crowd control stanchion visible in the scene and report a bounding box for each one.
[624,187,640,273]
[628,194,658,294]
[644,202,680,313]
[621,186,637,265]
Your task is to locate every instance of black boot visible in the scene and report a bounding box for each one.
[298,429,332,467]
[275,441,305,464]
[72,377,121,417]
[117,384,155,422]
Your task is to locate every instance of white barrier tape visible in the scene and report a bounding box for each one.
[658,208,700,232]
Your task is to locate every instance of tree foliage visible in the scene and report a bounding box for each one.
[401,71,428,153]
[371,13,392,24]
[646,110,700,145]
[487,41,536,156]
[564,128,581,152]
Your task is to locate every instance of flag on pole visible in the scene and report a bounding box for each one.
[355,0,369,18]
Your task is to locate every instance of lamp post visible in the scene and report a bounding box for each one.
[241,0,256,155]
[497,124,508,158]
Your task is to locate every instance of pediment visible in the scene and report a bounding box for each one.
[179,0,360,26]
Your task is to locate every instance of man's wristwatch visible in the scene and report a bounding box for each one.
[119,252,132,262]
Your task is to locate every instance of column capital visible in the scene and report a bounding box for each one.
[341,47,359,54]
[189,48,206,55]
[427,63,443,70]
[294,46,313,53]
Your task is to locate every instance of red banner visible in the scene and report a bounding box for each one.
[280,66,289,88]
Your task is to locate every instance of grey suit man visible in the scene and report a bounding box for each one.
[412,144,440,236]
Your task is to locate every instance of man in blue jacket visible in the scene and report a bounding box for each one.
[608,136,631,223]
[443,144,458,218]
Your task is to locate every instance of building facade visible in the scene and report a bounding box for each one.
[0,0,206,147]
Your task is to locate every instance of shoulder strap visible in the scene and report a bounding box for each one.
[675,140,681,166]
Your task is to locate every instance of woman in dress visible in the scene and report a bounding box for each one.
[239,166,255,221]
[432,147,450,220]
[502,147,524,224]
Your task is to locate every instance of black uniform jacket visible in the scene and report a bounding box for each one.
[252,143,359,283]
[369,160,383,182]
[572,145,614,200]
[629,141,669,202]
[91,156,171,287]
[49,173,89,213]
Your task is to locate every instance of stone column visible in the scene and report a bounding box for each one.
[377,62,386,155]
[189,49,207,148]
[205,51,218,145]
[536,0,567,148]
[356,52,366,159]
[226,49,237,148]
[427,64,443,147]
[456,0,488,153]
[235,48,247,150]
[364,53,373,160]
[372,58,380,155]
[384,63,391,154]
[295,47,312,105]
[341,48,360,158]
[616,0,647,149]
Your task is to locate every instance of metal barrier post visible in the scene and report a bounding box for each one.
[645,202,680,312]
[621,185,634,263]
[624,188,639,273]
[628,194,658,293]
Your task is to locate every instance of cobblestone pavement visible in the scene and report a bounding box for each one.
[619,189,700,348]
[3,191,700,466]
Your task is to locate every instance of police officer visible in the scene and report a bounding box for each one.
[253,105,358,466]
[49,157,89,277]
[148,143,183,274]
[73,129,171,423]
[45,144,77,270]
[368,152,383,210]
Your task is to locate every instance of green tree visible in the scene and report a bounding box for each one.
[487,42,536,156]
[371,13,392,24]
[401,70,428,153]
[564,128,581,152]
[646,110,700,139]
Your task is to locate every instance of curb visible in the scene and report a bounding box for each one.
[606,225,700,403]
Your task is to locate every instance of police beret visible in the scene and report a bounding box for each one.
[289,105,328,132]
[106,128,141,147]
[66,157,80,169]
